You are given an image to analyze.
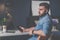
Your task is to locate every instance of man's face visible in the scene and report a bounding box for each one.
[38,6,47,16]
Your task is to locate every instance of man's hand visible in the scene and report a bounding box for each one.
[19,26,25,32]
[19,26,34,35]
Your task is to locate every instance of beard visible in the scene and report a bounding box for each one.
[38,11,47,16]
[39,12,47,17]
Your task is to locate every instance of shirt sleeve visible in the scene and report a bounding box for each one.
[43,20,52,35]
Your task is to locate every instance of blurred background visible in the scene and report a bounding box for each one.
[0,0,60,40]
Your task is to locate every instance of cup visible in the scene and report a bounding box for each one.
[3,25,6,33]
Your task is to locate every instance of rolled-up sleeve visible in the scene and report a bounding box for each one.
[43,20,52,35]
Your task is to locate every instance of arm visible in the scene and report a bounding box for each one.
[33,30,46,36]
[19,26,35,32]
[24,27,35,32]
[32,20,51,37]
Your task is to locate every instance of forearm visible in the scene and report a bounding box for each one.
[33,30,46,36]
[23,27,35,32]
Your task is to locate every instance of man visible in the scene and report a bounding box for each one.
[19,3,52,40]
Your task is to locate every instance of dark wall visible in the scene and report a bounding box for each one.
[50,0,60,18]
[10,0,31,28]
[7,0,60,28]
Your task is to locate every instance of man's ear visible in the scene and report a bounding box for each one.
[45,10,48,13]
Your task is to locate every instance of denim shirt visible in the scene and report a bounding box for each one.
[28,14,52,40]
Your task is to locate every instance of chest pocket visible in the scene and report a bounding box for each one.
[34,20,43,30]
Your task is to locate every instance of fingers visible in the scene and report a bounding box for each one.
[19,26,25,30]
[19,26,25,32]
[37,36,41,40]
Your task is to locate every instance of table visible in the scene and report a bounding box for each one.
[0,30,30,40]
[0,30,29,37]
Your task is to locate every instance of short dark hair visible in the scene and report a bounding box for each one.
[39,3,50,10]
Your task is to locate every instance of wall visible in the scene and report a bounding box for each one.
[10,0,31,28]
[9,0,60,28]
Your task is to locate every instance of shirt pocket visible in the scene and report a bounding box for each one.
[34,21,43,30]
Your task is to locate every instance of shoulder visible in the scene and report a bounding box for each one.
[43,14,52,23]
